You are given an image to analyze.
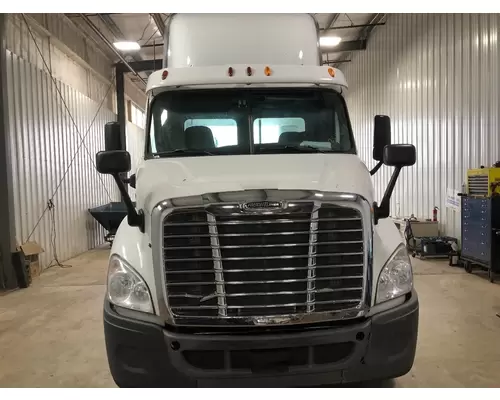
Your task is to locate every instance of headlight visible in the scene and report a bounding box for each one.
[107,255,154,314]
[376,244,413,304]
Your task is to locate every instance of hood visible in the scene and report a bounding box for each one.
[135,154,375,213]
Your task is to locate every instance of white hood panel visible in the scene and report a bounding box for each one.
[135,154,375,213]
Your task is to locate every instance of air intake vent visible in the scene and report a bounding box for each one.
[468,175,488,196]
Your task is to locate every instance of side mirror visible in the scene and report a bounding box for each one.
[96,150,131,175]
[373,115,391,162]
[95,150,143,231]
[383,144,416,167]
[374,144,416,224]
[105,121,122,151]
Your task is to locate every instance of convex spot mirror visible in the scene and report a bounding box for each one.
[383,144,416,167]
[373,115,391,161]
[96,150,131,175]
[105,121,122,151]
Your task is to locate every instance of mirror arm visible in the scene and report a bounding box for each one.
[121,173,136,189]
[369,161,383,176]
[112,174,144,232]
[374,166,402,224]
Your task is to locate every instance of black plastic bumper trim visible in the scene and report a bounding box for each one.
[104,290,418,387]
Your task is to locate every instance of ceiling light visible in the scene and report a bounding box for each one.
[319,36,342,47]
[113,41,141,51]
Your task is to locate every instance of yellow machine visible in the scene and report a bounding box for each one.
[467,167,500,197]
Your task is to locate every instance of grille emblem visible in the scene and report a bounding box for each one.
[242,201,283,211]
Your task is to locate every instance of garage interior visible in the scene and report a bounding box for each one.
[1,12,500,388]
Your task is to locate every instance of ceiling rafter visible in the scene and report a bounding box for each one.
[325,13,340,29]
[329,13,388,68]
[150,14,165,38]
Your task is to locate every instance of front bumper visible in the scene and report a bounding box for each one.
[104,290,419,387]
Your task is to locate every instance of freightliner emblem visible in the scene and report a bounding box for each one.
[242,201,283,211]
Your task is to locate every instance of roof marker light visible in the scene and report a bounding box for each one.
[264,66,272,76]
[246,66,252,76]
[328,67,335,77]
[228,67,234,77]
[161,70,168,80]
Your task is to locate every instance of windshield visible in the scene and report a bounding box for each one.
[147,88,356,158]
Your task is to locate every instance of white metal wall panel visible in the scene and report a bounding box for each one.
[5,14,114,108]
[6,14,147,116]
[6,49,119,269]
[124,78,148,111]
[342,13,500,240]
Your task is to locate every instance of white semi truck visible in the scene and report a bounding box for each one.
[96,14,419,387]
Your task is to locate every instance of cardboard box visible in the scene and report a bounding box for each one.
[18,241,44,279]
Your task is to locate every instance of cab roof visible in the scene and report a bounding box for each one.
[146,64,348,95]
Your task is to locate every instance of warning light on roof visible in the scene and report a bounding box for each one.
[246,66,252,76]
[228,67,234,77]
[264,66,272,76]
[161,70,168,80]
[328,68,335,77]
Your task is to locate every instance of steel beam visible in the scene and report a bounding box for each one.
[150,14,165,37]
[329,14,387,68]
[141,43,164,48]
[116,59,161,73]
[323,59,352,65]
[321,22,386,31]
[67,13,119,18]
[321,40,367,53]
[325,13,340,29]
[79,14,146,85]
[98,14,125,40]
[98,14,147,67]
[360,14,387,40]
[114,59,161,155]
[0,14,18,290]
[115,66,126,150]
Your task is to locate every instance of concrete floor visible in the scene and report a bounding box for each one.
[1,247,500,387]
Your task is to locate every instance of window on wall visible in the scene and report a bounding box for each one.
[129,101,145,129]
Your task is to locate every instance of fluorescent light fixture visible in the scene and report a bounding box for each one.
[113,41,141,51]
[319,36,342,47]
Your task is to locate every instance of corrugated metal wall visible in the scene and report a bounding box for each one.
[6,14,147,115]
[4,13,123,269]
[6,48,120,268]
[3,14,151,270]
[27,13,112,82]
[342,13,500,240]
[6,14,114,109]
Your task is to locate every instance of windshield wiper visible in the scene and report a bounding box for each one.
[257,144,328,153]
[153,148,215,158]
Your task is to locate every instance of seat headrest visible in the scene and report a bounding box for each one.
[184,126,215,149]
[278,131,305,145]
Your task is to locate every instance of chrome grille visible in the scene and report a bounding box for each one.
[163,202,365,322]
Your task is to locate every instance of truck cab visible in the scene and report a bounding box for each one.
[97,13,418,387]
